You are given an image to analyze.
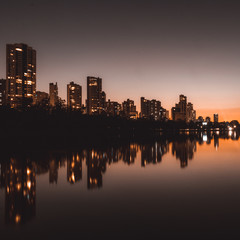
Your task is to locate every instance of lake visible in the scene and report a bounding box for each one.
[0,131,240,239]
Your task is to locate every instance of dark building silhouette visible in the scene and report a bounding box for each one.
[186,102,196,122]
[140,97,169,120]
[214,114,219,123]
[67,81,82,110]
[86,76,106,115]
[6,43,36,108]
[0,78,6,106]
[197,116,204,123]
[106,99,121,116]
[36,91,49,106]
[122,99,138,119]
[49,82,58,107]
[172,95,196,122]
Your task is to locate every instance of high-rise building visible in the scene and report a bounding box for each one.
[186,102,196,122]
[86,76,105,114]
[0,78,6,106]
[172,95,196,122]
[67,81,82,109]
[214,114,219,123]
[106,99,121,116]
[122,99,138,119]
[6,43,36,108]
[140,97,168,120]
[49,82,58,107]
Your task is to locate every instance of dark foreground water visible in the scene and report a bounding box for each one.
[0,132,240,239]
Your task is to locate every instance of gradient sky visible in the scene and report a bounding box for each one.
[1,0,240,121]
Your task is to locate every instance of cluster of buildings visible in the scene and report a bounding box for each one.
[1,43,223,123]
[171,94,196,122]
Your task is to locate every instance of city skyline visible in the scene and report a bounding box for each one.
[1,51,239,122]
[1,0,240,121]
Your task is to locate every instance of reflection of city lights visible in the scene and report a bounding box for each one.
[16,183,21,191]
[27,181,31,189]
[27,168,31,175]
[71,173,75,182]
[228,127,233,131]
[203,135,208,142]
[15,214,21,223]
[228,130,233,137]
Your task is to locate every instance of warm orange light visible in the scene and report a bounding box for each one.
[15,214,21,223]
[27,181,31,189]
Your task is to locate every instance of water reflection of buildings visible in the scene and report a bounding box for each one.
[86,150,107,189]
[67,153,83,184]
[141,142,169,167]
[172,139,197,168]
[0,158,36,224]
[119,144,138,165]
[1,133,239,225]
[49,154,66,184]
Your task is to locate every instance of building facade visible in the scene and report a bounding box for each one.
[122,99,138,119]
[106,99,121,116]
[86,76,105,114]
[67,81,82,109]
[0,78,6,106]
[36,91,49,107]
[186,102,196,122]
[6,43,36,108]
[172,95,196,122]
[49,82,58,107]
[140,97,168,120]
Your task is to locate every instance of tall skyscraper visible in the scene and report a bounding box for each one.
[67,81,82,109]
[6,43,36,108]
[86,76,105,114]
[49,82,58,107]
[172,94,196,122]
[0,78,6,106]
[186,102,196,122]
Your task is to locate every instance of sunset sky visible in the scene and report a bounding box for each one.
[0,0,240,121]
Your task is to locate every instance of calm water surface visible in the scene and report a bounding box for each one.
[0,132,240,239]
